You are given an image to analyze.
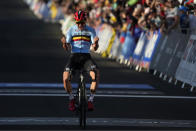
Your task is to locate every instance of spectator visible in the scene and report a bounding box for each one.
[49,0,64,21]
[179,6,189,34]
[188,6,196,33]
[164,0,179,33]
[37,0,50,20]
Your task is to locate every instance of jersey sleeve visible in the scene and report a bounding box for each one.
[90,28,96,44]
[66,27,72,43]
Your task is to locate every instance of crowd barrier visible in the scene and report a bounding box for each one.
[105,27,196,91]
[150,30,189,78]
[175,34,196,90]
[23,0,196,92]
[110,33,122,60]
[131,28,196,91]
[95,24,114,54]
[132,30,161,70]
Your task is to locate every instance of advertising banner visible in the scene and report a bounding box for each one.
[96,25,113,53]
[121,31,136,60]
[150,30,189,77]
[132,30,161,69]
[109,33,123,59]
[102,28,116,58]
[132,32,147,65]
[175,35,196,86]
[141,31,161,68]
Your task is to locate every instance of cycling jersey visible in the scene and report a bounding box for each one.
[66,24,96,53]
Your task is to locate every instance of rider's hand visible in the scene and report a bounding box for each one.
[92,36,99,51]
[61,36,69,50]
[94,37,99,43]
[61,36,66,44]
[92,43,99,51]
[63,43,68,50]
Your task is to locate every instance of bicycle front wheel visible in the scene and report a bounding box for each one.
[79,83,86,129]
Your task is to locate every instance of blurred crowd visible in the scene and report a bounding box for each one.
[24,0,196,33]
[24,0,196,62]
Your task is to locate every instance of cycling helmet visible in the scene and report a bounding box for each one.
[74,10,86,22]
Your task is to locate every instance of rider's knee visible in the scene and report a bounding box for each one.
[90,71,95,78]
[90,69,99,82]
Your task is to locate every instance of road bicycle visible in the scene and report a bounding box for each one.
[75,70,87,129]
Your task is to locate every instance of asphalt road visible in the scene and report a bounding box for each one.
[0,0,196,130]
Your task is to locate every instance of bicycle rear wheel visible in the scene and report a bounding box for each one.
[79,83,86,129]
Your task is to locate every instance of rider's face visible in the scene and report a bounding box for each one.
[76,21,85,30]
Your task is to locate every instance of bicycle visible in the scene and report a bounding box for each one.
[75,70,87,129]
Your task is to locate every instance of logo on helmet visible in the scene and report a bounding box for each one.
[75,10,86,22]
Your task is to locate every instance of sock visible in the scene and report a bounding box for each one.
[88,93,95,102]
[69,93,74,100]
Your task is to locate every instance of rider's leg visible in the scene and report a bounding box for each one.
[63,71,75,111]
[89,69,100,102]
[63,71,74,100]
[89,69,99,91]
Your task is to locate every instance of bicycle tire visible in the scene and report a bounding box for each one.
[79,82,86,129]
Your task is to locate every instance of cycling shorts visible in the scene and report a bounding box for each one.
[64,53,98,73]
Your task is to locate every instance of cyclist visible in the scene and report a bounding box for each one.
[61,10,99,111]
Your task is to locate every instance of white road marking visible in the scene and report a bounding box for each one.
[0,93,196,99]
[0,88,164,95]
[0,117,195,128]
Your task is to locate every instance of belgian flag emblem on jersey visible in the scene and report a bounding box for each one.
[72,35,91,42]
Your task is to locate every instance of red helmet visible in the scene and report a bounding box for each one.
[74,10,86,22]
